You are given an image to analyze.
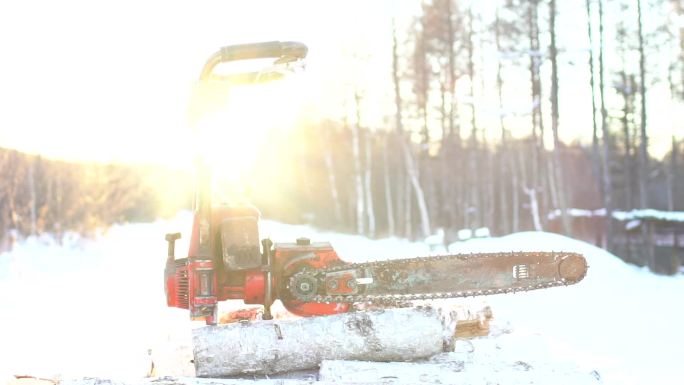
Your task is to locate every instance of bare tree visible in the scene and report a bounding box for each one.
[637,0,650,210]
[586,0,603,207]
[526,0,545,230]
[391,16,405,238]
[467,5,481,229]
[598,0,614,250]
[549,0,571,235]
[668,136,678,211]
[321,123,343,226]
[382,132,396,237]
[364,128,376,237]
[350,93,365,235]
[616,9,636,210]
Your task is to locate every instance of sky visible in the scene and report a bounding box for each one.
[0,0,680,168]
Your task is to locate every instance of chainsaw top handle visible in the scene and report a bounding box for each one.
[199,41,307,81]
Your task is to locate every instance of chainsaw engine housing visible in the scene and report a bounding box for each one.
[164,203,350,324]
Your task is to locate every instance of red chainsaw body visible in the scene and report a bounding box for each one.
[164,205,350,324]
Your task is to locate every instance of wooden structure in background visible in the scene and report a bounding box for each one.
[547,208,684,275]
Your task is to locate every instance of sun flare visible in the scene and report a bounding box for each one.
[189,73,305,202]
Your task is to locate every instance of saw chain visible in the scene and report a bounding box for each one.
[285,251,587,304]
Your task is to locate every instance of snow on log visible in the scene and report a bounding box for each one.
[192,306,455,378]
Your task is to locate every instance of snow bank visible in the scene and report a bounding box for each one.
[0,214,682,384]
[548,207,684,223]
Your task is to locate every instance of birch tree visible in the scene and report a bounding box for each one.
[350,93,365,235]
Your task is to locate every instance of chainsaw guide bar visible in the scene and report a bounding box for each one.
[286,251,588,303]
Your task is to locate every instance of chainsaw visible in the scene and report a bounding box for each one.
[163,42,588,325]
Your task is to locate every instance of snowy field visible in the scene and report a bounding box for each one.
[0,212,682,384]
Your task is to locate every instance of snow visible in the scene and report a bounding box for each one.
[613,209,684,223]
[548,207,684,223]
[1,213,683,384]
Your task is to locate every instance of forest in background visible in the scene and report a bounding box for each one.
[0,148,192,249]
[1,0,683,271]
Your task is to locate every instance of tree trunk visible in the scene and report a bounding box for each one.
[524,187,543,232]
[28,158,37,235]
[383,134,395,237]
[404,170,412,238]
[467,6,481,229]
[322,127,343,226]
[401,138,431,239]
[599,0,614,251]
[512,143,521,233]
[192,307,455,377]
[620,71,634,210]
[349,109,365,235]
[637,0,649,210]
[363,129,376,237]
[495,5,510,235]
[446,0,458,142]
[527,0,543,224]
[391,16,404,237]
[586,0,603,207]
[549,0,571,236]
[668,136,677,211]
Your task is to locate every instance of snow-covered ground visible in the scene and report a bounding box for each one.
[0,212,682,384]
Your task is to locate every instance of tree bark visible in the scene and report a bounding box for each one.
[637,0,649,210]
[495,5,510,235]
[527,0,544,224]
[401,138,431,239]
[446,0,458,141]
[363,129,376,237]
[467,6,481,229]
[620,72,634,210]
[512,143,521,233]
[28,158,37,235]
[391,16,404,237]
[549,0,571,236]
[598,0,614,251]
[192,307,455,377]
[668,136,677,211]
[383,134,395,237]
[524,187,543,232]
[322,127,343,226]
[404,170,412,238]
[586,0,603,207]
[351,94,365,235]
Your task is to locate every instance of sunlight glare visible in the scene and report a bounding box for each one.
[190,74,304,203]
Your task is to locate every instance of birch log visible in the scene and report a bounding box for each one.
[192,307,455,377]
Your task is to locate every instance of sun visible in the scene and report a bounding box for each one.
[188,72,305,202]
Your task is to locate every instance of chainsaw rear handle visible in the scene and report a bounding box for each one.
[199,41,307,80]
